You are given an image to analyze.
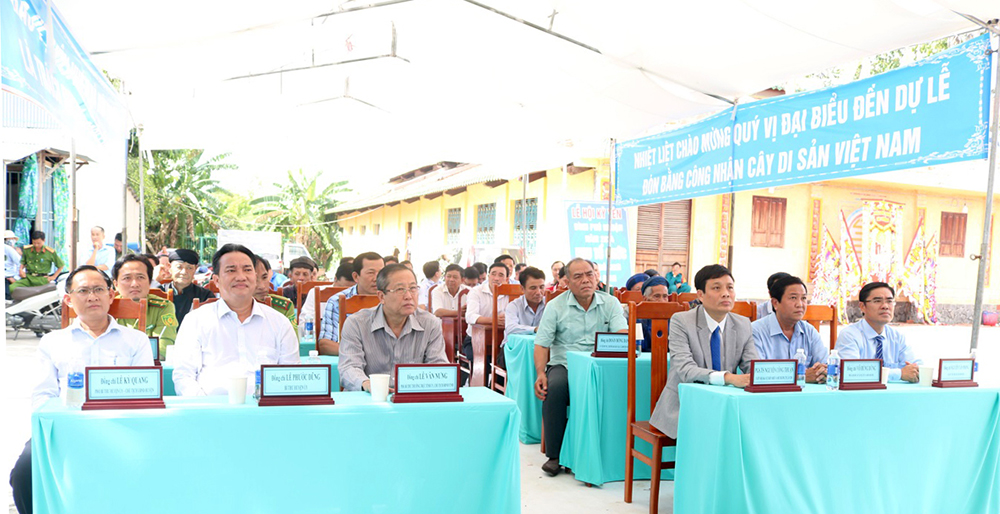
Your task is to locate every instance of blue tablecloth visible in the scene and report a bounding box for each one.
[32,387,520,514]
[562,350,671,486]
[162,355,340,396]
[675,383,1000,514]
[299,340,316,356]
[504,333,542,443]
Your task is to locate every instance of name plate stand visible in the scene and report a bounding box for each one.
[839,359,887,390]
[591,332,630,358]
[257,364,335,407]
[744,359,802,393]
[391,363,463,404]
[82,367,166,410]
[932,358,978,388]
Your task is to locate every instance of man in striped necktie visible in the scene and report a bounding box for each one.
[834,282,920,383]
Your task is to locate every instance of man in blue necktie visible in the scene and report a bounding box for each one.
[835,282,920,382]
[649,264,758,439]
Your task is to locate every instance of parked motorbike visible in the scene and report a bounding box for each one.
[6,272,66,338]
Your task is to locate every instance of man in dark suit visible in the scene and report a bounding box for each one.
[649,264,758,438]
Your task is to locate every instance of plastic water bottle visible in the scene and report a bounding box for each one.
[970,349,978,378]
[253,369,262,402]
[66,359,85,407]
[826,349,840,390]
[308,350,321,364]
[795,348,808,384]
[301,315,316,347]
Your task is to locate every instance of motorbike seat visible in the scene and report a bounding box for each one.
[11,283,57,302]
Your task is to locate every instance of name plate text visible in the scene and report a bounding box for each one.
[396,364,459,394]
[751,360,796,385]
[87,367,162,401]
[261,365,331,397]
[841,360,881,383]
[939,359,974,382]
[149,336,159,362]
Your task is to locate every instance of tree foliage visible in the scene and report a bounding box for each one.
[249,170,350,270]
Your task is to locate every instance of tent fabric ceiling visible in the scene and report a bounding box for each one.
[55,0,997,186]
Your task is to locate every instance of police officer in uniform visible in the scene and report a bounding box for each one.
[253,254,296,326]
[160,249,213,325]
[112,254,180,359]
[10,230,64,292]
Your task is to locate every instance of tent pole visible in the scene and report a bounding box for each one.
[970,31,1000,351]
[138,127,145,252]
[606,138,616,293]
[69,140,78,269]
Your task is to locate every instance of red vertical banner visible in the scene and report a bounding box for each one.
[718,195,731,265]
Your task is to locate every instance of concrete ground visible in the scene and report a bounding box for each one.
[4,324,997,514]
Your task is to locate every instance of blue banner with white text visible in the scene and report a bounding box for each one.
[616,35,992,206]
[566,202,631,287]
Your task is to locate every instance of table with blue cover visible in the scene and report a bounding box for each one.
[31,387,520,514]
[675,383,1000,514]
[161,355,339,396]
[503,333,542,443]
[561,350,670,486]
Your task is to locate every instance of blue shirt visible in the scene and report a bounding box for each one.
[319,284,358,342]
[5,244,21,278]
[835,319,920,381]
[92,244,116,274]
[270,272,288,290]
[751,315,828,366]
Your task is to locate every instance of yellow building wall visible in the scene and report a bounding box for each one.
[337,163,606,282]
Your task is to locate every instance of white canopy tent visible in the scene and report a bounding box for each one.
[54,0,998,189]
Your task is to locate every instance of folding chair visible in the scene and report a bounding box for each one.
[618,290,643,304]
[297,281,333,318]
[62,298,147,333]
[427,284,438,311]
[625,301,688,514]
[148,288,173,301]
[804,304,839,349]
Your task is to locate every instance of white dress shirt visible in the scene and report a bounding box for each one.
[431,284,469,313]
[703,309,730,386]
[418,277,439,309]
[172,299,300,396]
[301,284,333,323]
[465,282,508,337]
[32,316,153,409]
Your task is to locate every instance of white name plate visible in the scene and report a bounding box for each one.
[839,359,886,390]
[392,364,463,403]
[262,365,331,397]
[745,360,800,393]
[593,331,629,357]
[83,367,165,410]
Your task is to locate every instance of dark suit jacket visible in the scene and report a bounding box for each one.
[648,305,758,438]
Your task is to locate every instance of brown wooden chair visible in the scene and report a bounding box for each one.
[731,300,757,322]
[314,286,348,341]
[676,292,698,303]
[455,289,476,381]
[62,298,147,332]
[206,281,220,295]
[427,283,438,312]
[192,298,219,310]
[545,288,566,303]
[338,294,381,339]
[618,290,643,305]
[625,300,688,514]
[491,284,522,394]
[297,281,333,317]
[804,304,839,349]
[148,288,172,301]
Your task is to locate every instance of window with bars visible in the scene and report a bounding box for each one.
[447,208,461,245]
[750,196,786,248]
[347,226,354,236]
[476,203,496,244]
[360,225,367,236]
[940,212,967,257]
[374,224,380,236]
[513,198,538,255]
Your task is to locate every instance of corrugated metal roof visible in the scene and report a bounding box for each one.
[331,162,526,214]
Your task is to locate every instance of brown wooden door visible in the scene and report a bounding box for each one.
[635,200,691,274]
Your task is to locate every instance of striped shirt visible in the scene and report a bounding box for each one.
[319,284,358,342]
[338,304,449,391]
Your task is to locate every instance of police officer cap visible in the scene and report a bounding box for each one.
[169,249,199,265]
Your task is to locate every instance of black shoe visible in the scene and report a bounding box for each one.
[541,458,561,476]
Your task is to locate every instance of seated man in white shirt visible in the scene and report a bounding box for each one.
[10,265,153,514]
[172,244,300,396]
[463,262,510,382]
[300,261,355,330]
[417,260,441,310]
[505,266,546,335]
[432,264,469,317]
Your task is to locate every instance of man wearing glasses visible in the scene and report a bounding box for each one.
[338,264,448,392]
[10,265,152,514]
[835,281,921,382]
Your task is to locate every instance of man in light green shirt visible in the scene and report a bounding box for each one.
[533,258,627,476]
